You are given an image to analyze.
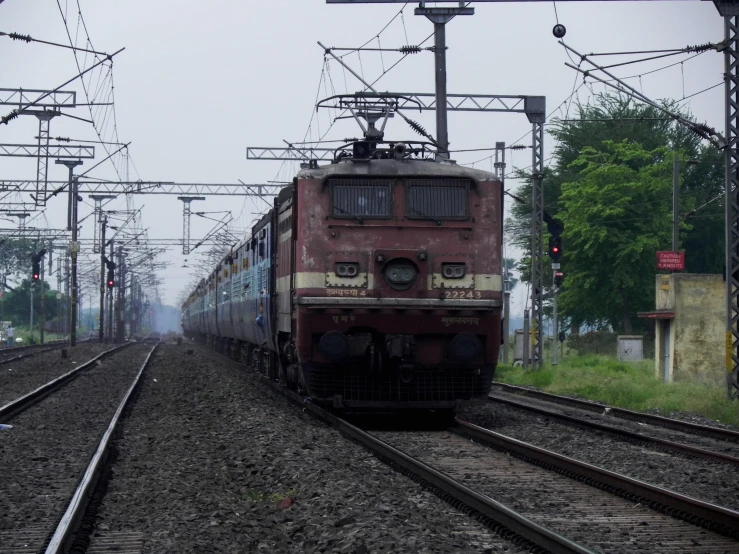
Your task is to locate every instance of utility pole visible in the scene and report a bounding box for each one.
[495,141,509,365]
[55,159,83,347]
[672,152,679,252]
[64,253,70,337]
[99,216,107,342]
[416,2,474,159]
[116,246,125,343]
[90,195,116,253]
[107,240,114,341]
[39,247,45,344]
[503,267,511,364]
[326,0,474,159]
[34,109,60,205]
[522,309,530,369]
[178,196,205,255]
[30,275,34,339]
[552,268,559,366]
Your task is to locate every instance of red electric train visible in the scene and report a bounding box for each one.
[182,95,503,411]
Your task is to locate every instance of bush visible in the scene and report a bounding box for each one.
[567,332,618,355]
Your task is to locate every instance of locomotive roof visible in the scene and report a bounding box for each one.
[297,157,498,183]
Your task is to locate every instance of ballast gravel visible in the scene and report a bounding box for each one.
[460,399,739,512]
[91,342,525,554]
[0,341,112,406]
[0,343,154,552]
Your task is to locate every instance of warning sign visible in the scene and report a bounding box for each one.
[656,251,685,271]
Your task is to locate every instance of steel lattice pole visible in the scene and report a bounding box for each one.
[725,12,739,400]
[531,121,544,368]
[34,112,56,207]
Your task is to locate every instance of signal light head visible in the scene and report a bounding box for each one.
[548,236,563,261]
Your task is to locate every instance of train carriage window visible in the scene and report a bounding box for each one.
[244,266,252,297]
[329,178,393,218]
[406,178,471,220]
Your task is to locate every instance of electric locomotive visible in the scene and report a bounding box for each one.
[182,94,503,410]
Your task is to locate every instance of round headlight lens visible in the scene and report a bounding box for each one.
[384,260,417,290]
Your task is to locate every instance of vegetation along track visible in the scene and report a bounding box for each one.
[0,340,158,554]
[487,389,739,467]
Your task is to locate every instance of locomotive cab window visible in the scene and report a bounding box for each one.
[329,178,393,219]
[406,178,471,220]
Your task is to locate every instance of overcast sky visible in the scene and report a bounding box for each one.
[0,0,724,313]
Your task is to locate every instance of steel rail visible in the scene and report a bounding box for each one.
[266,382,595,554]
[491,383,739,442]
[454,419,739,539]
[0,342,134,421]
[44,341,160,554]
[489,393,739,467]
[0,336,94,366]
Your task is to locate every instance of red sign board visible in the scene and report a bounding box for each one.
[656,251,685,271]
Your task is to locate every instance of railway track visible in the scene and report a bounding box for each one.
[262,383,739,552]
[271,383,594,554]
[0,340,158,554]
[492,383,739,443]
[0,335,94,366]
[488,390,739,467]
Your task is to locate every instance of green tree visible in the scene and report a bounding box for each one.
[0,279,61,328]
[502,258,520,290]
[558,140,672,333]
[504,93,723,329]
[0,239,35,290]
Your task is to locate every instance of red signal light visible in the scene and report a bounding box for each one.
[32,273,39,281]
[107,280,115,288]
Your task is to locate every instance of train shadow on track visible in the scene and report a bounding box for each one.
[342,410,455,431]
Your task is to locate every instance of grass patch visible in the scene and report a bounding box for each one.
[245,488,296,504]
[495,355,739,428]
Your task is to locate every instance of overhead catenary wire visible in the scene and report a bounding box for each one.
[314,1,473,144]
[0,47,124,125]
[0,31,109,55]
[561,40,722,147]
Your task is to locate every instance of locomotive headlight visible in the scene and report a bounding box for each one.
[384,260,417,290]
[442,263,466,279]
[336,263,359,278]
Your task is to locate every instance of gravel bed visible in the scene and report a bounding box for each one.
[0,342,113,406]
[91,343,527,554]
[459,400,739,512]
[0,343,154,552]
[375,430,739,554]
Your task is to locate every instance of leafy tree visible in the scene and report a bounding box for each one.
[558,140,672,333]
[0,239,35,290]
[0,279,61,328]
[504,92,723,330]
[502,258,519,290]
